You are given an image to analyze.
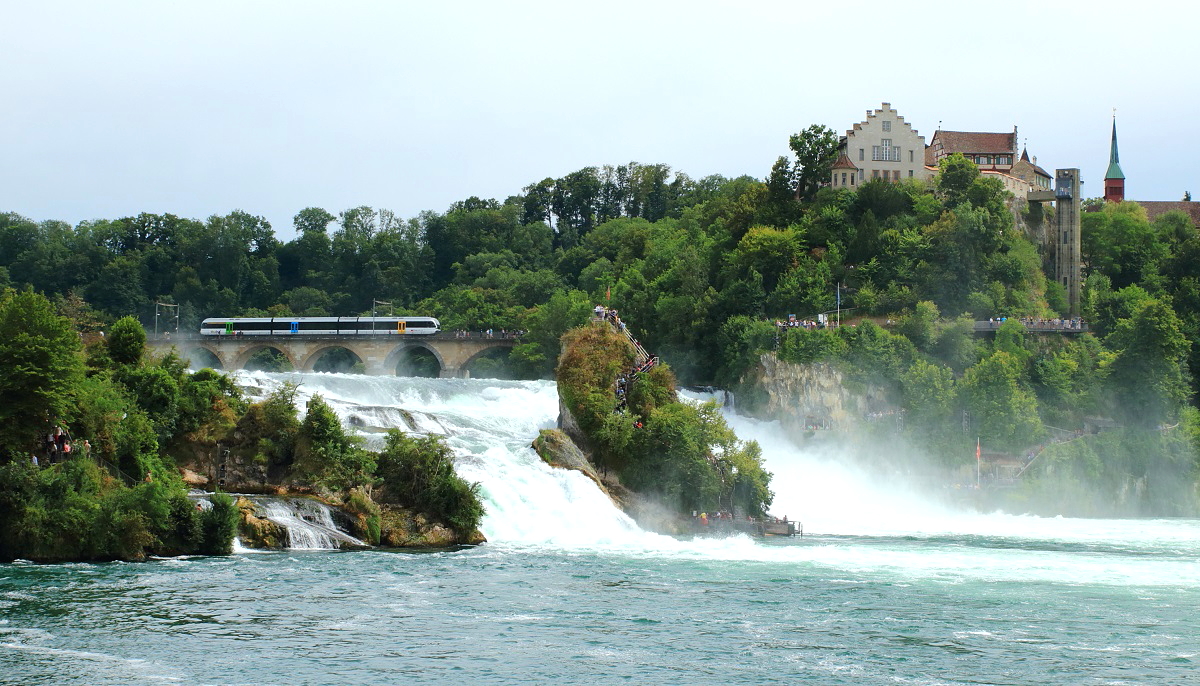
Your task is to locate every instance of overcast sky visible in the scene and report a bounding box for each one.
[4,0,1196,239]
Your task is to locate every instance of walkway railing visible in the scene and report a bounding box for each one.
[973,319,1087,333]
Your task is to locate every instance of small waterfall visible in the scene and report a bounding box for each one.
[257,498,366,550]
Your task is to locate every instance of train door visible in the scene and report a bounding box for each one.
[290,321,299,334]
[224,322,233,335]
[397,320,407,334]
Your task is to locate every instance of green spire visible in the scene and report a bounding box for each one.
[1105,117,1125,180]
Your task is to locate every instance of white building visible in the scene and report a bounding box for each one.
[830,103,930,189]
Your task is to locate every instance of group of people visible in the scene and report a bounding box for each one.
[38,425,88,466]
[775,318,829,330]
[986,316,1086,330]
[594,304,660,421]
[453,329,524,339]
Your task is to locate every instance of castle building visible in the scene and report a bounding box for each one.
[829,103,1050,195]
[830,103,930,188]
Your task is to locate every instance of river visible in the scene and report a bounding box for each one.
[2,372,1197,684]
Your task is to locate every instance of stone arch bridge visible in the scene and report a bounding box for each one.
[147,333,518,378]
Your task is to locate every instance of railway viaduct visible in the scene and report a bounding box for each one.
[146,333,518,378]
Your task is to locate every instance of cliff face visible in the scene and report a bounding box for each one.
[740,353,892,433]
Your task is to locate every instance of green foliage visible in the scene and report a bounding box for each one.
[344,488,382,545]
[0,458,236,562]
[107,315,146,366]
[961,351,1043,447]
[1104,299,1191,428]
[777,326,847,364]
[295,394,374,491]
[0,290,85,460]
[233,382,301,468]
[375,430,484,538]
[199,491,239,555]
[788,125,840,202]
[557,324,772,517]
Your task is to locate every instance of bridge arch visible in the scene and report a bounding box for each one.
[461,345,514,378]
[234,344,299,372]
[180,344,225,370]
[383,342,446,377]
[300,345,365,373]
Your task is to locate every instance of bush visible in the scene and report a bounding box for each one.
[199,491,239,555]
[375,430,484,538]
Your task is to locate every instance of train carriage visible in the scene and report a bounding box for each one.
[200,317,440,336]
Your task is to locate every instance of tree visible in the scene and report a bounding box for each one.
[107,316,147,366]
[960,351,1043,447]
[293,207,336,236]
[936,153,980,206]
[295,394,373,490]
[788,125,840,202]
[1105,299,1191,428]
[0,290,85,460]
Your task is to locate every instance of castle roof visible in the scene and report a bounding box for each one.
[1133,201,1199,225]
[931,130,1017,155]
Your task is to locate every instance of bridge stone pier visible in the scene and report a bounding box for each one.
[147,333,518,378]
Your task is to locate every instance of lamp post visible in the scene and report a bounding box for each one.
[154,302,179,340]
[372,299,391,336]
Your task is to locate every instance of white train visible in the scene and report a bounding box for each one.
[200,316,441,336]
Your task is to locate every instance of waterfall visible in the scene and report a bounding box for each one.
[233,371,662,548]
[255,497,366,550]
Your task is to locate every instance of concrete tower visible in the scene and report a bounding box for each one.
[1104,117,1125,203]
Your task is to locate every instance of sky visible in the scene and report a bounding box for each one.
[4,0,1197,239]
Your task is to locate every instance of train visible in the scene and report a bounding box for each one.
[200,316,441,336]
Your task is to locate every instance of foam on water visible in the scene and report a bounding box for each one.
[232,372,1200,587]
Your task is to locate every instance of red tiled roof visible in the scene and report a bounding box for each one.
[931,130,1017,155]
[1133,201,1200,226]
[831,152,858,170]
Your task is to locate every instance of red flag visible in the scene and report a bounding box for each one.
[976,438,981,462]
[606,285,611,301]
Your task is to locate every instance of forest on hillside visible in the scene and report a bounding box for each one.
[4,126,1200,498]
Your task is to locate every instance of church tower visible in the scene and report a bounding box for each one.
[1104,116,1125,203]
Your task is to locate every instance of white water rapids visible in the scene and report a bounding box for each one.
[232,371,1200,588]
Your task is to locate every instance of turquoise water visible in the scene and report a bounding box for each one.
[2,533,1197,685]
[2,374,1198,684]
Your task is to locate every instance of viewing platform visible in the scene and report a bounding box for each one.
[972,319,1087,334]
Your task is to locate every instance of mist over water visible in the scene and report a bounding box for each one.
[235,372,1200,588]
[4,372,1198,684]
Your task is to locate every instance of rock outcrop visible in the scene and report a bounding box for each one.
[533,429,601,487]
[378,506,485,547]
[742,353,893,434]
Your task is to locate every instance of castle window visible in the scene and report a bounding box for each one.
[909,150,914,163]
[873,139,899,162]
[872,169,880,179]
[882,120,892,132]
[859,148,864,161]
[909,169,914,178]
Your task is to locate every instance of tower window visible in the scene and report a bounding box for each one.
[882,121,892,132]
